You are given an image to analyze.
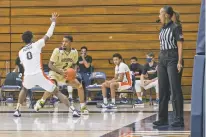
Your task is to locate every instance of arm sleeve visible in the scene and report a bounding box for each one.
[173,26,184,42]
[34,39,45,49]
[50,48,59,63]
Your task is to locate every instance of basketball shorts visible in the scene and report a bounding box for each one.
[23,72,56,92]
[118,82,132,91]
[49,71,67,85]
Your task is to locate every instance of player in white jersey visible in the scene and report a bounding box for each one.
[13,13,79,117]
[100,53,132,109]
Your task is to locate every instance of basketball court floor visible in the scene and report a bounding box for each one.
[0,102,191,137]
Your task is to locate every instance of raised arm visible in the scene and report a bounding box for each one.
[42,12,59,43]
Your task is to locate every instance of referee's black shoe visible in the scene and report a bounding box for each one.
[153,120,168,126]
[171,120,184,127]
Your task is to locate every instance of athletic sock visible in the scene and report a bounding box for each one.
[138,97,142,101]
[112,98,115,104]
[103,98,108,104]
[67,86,73,98]
[68,93,72,99]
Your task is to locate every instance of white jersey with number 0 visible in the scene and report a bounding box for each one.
[19,39,45,76]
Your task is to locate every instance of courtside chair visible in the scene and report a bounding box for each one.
[86,72,106,104]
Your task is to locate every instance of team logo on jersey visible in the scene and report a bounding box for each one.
[61,58,73,62]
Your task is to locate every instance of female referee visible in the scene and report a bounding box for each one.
[153,6,184,127]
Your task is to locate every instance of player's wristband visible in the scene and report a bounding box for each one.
[46,22,56,38]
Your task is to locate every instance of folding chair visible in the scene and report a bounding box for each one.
[142,87,156,105]
[1,72,22,105]
[115,74,136,105]
[86,72,106,104]
[1,85,21,103]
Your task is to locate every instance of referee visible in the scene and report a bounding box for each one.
[153,6,184,127]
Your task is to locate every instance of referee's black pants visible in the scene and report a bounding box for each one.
[158,49,184,122]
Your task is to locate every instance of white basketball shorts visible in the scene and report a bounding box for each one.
[23,72,56,92]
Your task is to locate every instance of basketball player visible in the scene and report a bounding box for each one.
[101,53,132,109]
[13,13,79,117]
[40,35,89,116]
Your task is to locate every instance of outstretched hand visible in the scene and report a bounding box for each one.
[50,12,59,22]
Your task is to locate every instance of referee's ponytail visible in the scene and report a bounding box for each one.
[173,11,182,27]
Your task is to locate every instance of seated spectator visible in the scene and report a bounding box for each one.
[100,53,132,109]
[120,57,143,104]
[130,57,144,79]
[77,46,93,101]
[135,52,159,105]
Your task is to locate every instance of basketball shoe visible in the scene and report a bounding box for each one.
[81,105,89,115]
[13,109,21,117]
[34,100,45,112]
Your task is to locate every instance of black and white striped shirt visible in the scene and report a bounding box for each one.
[159,21,184,50]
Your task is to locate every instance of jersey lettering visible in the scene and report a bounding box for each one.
[23,45,32,52]
[61,58,73,62]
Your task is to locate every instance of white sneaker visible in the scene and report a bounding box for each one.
[69,106,81,117]
[101,103,108,108]
[72,110,81,117]
[106,103,117,109]
[34,100,44,112]
[13,110,21,117]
